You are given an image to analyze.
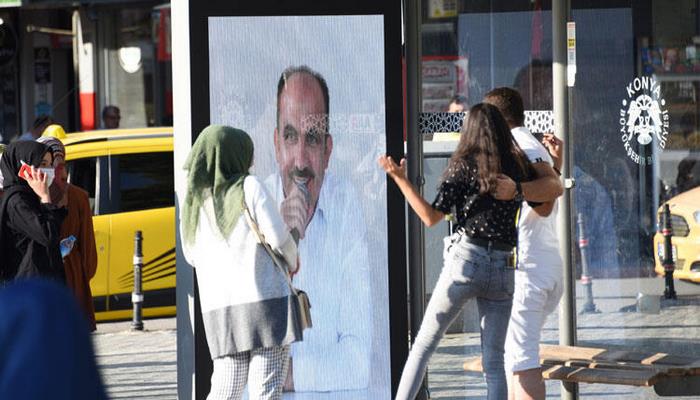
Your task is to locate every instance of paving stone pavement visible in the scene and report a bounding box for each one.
[91,278,700,399]
[428,277,700,399]
[93,318,177,400]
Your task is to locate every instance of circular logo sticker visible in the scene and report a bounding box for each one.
[619,76,669,165]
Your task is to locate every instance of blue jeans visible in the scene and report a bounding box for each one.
[395,233,515,400]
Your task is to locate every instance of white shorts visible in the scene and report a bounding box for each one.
[505,268,563,372]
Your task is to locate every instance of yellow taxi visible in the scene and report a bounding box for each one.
[62,128,175,321]
[654,186,700,283]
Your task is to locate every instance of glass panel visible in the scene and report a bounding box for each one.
[422,2,562,398]
[151,6,173,127]
[424,155,451,296]
[114,152,173,213]
[67,157,97,214]
[422,1,700,398]
[572,1,700,397]
[104,8,155,128]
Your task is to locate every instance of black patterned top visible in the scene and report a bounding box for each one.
[431,158,524,247]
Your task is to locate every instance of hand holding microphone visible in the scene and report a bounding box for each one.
[281,181,310,241]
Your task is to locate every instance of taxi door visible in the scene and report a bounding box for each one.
[104,150,176,317]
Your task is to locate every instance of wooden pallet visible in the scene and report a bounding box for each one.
[462,344,700,395]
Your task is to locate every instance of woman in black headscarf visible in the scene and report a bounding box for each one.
[0,141,67,283]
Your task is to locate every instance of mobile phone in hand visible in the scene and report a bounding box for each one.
[18,161,32,181]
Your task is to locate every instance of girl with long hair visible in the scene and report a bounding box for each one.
[379,103,533,400]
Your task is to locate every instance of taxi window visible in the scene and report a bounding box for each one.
[67,157,97,214]
[114,152,173,213]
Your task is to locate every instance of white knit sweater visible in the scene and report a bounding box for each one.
[183,175,301,357]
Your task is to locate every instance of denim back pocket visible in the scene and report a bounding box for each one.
[446,241,489,285]
[487,254,515,298]
[448,257,478,284]
[502,266,515,296]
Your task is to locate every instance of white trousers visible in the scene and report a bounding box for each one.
[505,269,563,372]
[207,345,290,400]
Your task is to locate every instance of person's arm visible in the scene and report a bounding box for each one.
[378,156,444,227]
[17,166,68,241]
[247,177,298,272]
[7,193,66,250]
[542,132,563,172]
[530,133,565,216]
[532,198,555,216]
[522,162,563,203]
[24,165,52,204]
[532,200,555,216]
[526,162,559,216]
[494,131,565,206]
[493,162,562,202]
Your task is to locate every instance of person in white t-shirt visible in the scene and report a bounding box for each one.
[486,87,564,400]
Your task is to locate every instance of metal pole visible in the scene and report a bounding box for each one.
[26,24,74,36]
[405,0,426,398]
[662,204,677,300]
[132,230,144,331]
[71,11,82,133]
[577,213,598,314]
[639,143,649,261]
[554,0,578,398]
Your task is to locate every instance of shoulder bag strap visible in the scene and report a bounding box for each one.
[241,196,299,296]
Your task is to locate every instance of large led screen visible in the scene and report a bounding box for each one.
[207,15,390,399]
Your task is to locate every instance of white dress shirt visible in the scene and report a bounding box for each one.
[265,172,372,392]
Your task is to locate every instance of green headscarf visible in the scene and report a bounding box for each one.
[182,125,254,245]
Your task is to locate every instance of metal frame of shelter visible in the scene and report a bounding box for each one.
[404,0,700,398]
[174,0,700,398]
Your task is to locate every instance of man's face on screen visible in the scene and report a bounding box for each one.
[275,72,332,216]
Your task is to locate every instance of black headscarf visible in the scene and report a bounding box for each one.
[0,141,57,283]
[0,141,50,191]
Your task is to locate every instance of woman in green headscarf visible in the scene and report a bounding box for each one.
[181,125,301,400]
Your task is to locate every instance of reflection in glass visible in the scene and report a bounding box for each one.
[422,2,700,398]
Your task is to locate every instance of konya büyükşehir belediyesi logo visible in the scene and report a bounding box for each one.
[620,76,669,165]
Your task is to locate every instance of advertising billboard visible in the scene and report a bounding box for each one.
[179,1,406,399]
[208,15,387,399]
